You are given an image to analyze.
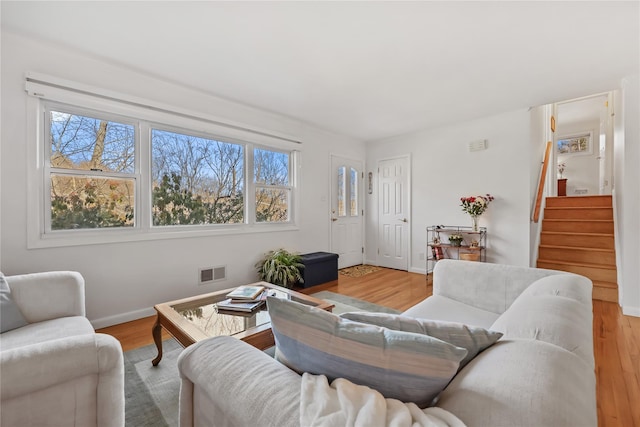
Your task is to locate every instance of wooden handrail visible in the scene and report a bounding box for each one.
[532,141,552,223]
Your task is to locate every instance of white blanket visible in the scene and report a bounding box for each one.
[300,373,466,427]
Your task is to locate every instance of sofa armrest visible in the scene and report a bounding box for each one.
[433,260,567,314]
[1,333,123,399]
[178,336,301,427]
[6,271,85,322]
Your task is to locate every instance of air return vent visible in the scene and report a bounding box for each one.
[199,266,227,285]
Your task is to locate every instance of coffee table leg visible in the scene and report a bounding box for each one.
[151,316,163,366]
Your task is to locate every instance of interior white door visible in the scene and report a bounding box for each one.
[377,157,409,270]
[330,156,363,269]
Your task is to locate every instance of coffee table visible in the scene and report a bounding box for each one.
[151,281,333,365]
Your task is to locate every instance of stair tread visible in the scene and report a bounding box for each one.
[543,219,613,222]
[592,281,618,289]
[541,231,614,237]
[537,259,618,270]
[538,244,615,252]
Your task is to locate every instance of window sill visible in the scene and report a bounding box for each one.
[27,223,300,249]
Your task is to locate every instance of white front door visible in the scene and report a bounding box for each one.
[330,156,363,269]
[377,156,409,270]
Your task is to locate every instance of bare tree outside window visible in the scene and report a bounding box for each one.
[49,110,135,230]
[151,129,244,225]
[254,148,290,222]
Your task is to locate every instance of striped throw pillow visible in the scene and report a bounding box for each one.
[267,297,468,407]
[340,312,503,369]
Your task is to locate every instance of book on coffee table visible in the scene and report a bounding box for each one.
[215,298,265,313]
[225,285,265,301]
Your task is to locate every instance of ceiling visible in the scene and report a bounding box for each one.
[2,1,638,141]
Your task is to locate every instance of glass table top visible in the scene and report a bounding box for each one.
[170,288,316,339]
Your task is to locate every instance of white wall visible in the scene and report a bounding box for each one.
[365,109,532,273]
[615,75,640,317]
[0,32,365,327]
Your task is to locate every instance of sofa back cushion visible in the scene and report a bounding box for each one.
[490,274,594,366]
[340,312,502,369]
[1,274,28,333]
[267,296,468,407]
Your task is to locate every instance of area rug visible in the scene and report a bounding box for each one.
[339,264,382,278]
[123,294,399,427]
[309,291,401,315]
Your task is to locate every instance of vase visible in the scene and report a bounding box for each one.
[471,215,479,232]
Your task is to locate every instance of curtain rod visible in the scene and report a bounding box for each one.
[25,75,303,145]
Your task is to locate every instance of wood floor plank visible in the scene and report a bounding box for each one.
[97,268,639,427]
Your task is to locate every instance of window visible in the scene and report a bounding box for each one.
[254,148,291,222]
[151,129,245,226]
[47,106,137,230]
[39,99,296,244]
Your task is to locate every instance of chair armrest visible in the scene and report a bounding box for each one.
[178,336,301,427]
[1,333,123,400]
[433,260,566,314]
[6,271,85,322]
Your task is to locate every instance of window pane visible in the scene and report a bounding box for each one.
[337,166,346,217]
[350,167,358,217]
[151,129,244,226]
[50,175,134,230]
[255,187,289,222]
[50,110,135,173]
[254,148,289,185]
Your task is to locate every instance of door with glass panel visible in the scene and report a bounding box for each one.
[330,156,363,269]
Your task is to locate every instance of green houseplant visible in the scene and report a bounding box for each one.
[255,249,304,288]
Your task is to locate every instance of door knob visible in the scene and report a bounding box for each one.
[332,218,338,222]
[399,218,408,223]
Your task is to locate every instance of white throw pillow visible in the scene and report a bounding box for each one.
[1,274,28,333]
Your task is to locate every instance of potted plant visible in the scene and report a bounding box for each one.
[448,233,464,247]
[255,249,304,288]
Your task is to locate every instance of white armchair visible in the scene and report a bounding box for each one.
[0,271,124,427]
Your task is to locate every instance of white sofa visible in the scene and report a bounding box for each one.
[178,260,597,427]
[0,271,124,427]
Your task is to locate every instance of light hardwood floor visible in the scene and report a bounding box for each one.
[98,268,640,427]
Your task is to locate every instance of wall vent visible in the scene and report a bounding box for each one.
[213,266,227,281]
[199,266,227,285]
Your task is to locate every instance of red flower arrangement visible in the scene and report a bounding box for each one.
[460,194,495,217]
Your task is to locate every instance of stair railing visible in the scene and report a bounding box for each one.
[532,141,552,223]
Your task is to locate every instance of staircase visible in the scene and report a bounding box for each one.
[536,195,618,302]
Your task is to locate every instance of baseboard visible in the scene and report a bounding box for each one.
[622,305,640,318]
[409,266,427,275]
[91,307,155,329]
[364,258,377,266]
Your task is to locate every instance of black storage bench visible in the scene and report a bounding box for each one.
[299,252,339,288]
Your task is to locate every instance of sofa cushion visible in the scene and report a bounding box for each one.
[267,296,468,407]
[490,286,594,366]
[436,339,597,427]
[340,312,503,369]
[402,295,500,329]
[0,316,94,351]
[0,274,28,333]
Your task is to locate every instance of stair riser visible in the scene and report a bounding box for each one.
[538,247,615,266]
[536,262,618,282]
[545,196,612,208]
[540,234,615,249]
[544,208,613,220]
[541,220,614,234]
[592,286,618,303]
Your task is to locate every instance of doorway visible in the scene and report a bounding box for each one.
[330,155,364,269]
[554,93,613,196]
[377,156,409,271]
